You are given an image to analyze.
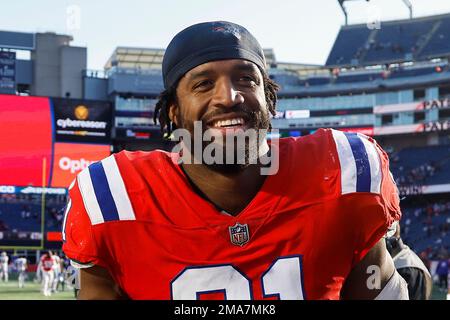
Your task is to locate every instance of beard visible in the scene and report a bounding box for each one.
[180,104,271,174]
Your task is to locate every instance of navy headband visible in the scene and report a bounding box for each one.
[162,21,267,90]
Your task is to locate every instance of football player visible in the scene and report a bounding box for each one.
[51,252,61,293]
[386,223,432,299]
[39,251,55,297]
[63,21,407,300]
[0,252,9,282]
[15,256,28,288]
[64,262,80,298]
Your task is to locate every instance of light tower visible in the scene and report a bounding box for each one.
[338,0,413,25]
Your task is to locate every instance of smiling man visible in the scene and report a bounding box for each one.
[62,21,408,300]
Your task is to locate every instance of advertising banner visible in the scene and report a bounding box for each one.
[374,124,424,135]
[50,143,110,187]
[340,127,374,136]
[285,109,310,119]
[0,94,112,187]
[374,121,450,135]
[0,95,53,186]
[115,127,163,141]
[374,98,450,114]
[52,97,112,144]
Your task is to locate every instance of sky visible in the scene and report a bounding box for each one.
[2,0,450,70]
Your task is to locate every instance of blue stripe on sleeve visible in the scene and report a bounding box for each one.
[88,162,120,222]
[344,132,371,192]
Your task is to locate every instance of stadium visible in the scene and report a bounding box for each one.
[0,0,449,301]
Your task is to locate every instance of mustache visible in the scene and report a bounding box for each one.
[201,105,257,124]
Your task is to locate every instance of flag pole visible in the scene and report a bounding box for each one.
[40,157,47,250]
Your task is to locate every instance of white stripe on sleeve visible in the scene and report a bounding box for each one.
[331,129,357,194]
[101,155,136,221]
[77,168,105,225]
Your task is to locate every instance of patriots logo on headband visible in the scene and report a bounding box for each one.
[212,25,242,40]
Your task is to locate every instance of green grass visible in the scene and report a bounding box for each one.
[0,280,75,300]
[431,284,448,300]
[0,275,446,300]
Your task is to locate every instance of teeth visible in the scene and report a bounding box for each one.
[212,118,244,128]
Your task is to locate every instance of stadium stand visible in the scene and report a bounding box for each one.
[0,194,66,234]
[326,13,450,67]
[325,26,371,66]
[401,198,450,260]
[384,144,450,263]
[390,145,450,186]
[420,17,450,59]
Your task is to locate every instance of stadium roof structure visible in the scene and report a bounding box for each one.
[104,47,165,70]
[326,13,450,68]
[105,47,277,71]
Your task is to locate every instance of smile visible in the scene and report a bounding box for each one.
[210,117,245,128]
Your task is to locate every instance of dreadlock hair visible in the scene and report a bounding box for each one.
[153,69,280,139]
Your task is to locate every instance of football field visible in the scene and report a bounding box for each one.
[0,280,75,300]
[0,277,446,300]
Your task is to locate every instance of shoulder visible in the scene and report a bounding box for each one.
[62,149,180,268]
[328,128,401,224]
[280,128,393,197]
[67,148,179,226]
[77,148,174,197]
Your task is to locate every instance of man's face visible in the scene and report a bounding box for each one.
[169,59,270,172]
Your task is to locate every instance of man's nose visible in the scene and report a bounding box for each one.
[211,79,244,108]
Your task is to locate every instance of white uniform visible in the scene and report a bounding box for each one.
[65,265,80,289]
[392,244,433,299]
[51,255,61,292]
[64,265,80,299]
[15,258,27,288]
[0,253,9,282]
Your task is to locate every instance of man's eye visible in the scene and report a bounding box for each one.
[239,76,257,84]
[194,80,212,89]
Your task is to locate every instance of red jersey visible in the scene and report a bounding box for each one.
[40,255,54,272]
[62,128,401,299]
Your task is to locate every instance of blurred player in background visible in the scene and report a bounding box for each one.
[435,255,449,294]
[51,252,61,293]
[386,223,432,299]
[14,256,28,288]
[0,252,9,282]
[56,254,67,292]
[64,262,80,298]
[39,251,55,297]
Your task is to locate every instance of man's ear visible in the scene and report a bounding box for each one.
[168,103,179,127]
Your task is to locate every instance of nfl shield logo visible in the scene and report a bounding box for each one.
[229,223,250,246]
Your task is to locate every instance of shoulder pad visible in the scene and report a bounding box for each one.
[77,154,136,225]
[331,129,382,195]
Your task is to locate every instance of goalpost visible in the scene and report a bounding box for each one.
[0,157,47,253]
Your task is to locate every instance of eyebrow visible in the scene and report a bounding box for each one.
[188,63,260,81]
[188,70,214,81]
[234,63,259,74]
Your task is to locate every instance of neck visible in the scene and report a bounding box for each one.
[180,162,266,216]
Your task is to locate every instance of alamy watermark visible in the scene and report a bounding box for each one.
[366,265,382,290]
[366,3,381,30]
[66,5,81,32]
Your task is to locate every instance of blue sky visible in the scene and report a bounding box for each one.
[2,0,450,70]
